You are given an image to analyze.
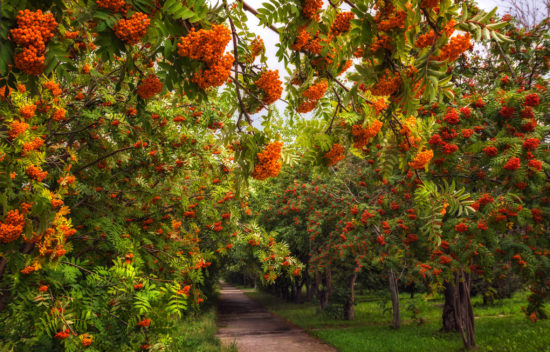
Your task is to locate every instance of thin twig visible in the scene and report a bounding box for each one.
[495,40,518,81]
[225,1,253,126]
[74,146,134,174]
[240,0,280,34]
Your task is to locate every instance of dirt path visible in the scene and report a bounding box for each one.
[216,283,337,352]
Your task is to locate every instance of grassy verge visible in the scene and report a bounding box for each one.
[245,289,550,352]
[170,309,237,352]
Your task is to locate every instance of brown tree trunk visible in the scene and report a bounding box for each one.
[343,270,357,320]
[0,257,7,281]
[442,270,476,349]
[442,281,459,332]
[295,279,303,303]
[317,269,332,310]
[306,270,314,301]
[388,269,400,329]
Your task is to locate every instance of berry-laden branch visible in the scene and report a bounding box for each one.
[224,0,253,127]
[74,146,134,174]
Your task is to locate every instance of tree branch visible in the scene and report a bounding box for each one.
[75,146,134,174]
[240,0,280,34]
[225,1,253,127]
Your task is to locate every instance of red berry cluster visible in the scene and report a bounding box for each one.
[137,74,163,99]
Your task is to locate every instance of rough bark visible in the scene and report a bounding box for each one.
[343,270,357,320]
[388,269,401,329]
[442,281,459,332]
[442,270,476,349]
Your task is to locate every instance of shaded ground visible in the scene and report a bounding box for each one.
[216,283,337,352]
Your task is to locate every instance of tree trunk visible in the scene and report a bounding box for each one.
[442,281,459,332]
[317,269,332,310]
[343,270,357,320]
[290,281,296,301]
[295,279,303,303]
[442,270,476,349]
[306,270,314,301]
[388,269,400,329]
[0,257,7,281]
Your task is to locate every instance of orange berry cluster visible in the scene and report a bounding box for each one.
[351,120,383,149]
[81,334,93,347]
[52,108,67,121]
[9,120,29,139]
[372,98,388,113]
[416,19,455,49]
[114,12,150,45]
[374,3,406,32]
[324,143,346,166]
[302,0,323,21]
[408,149,433,169]
[420,0,440,9]
[297,81,327,113]
[26,165,48,182]
[252,141,283,180]
[137,318,151,327]
[0,209,25,243]
[177,25,232,65]
[296,100,318,113]
[96,0,128,13]
[19,104,36,120]
[370,34,392,53]
[370,69,401,96]
[137,74,163,99]
[10,10,57,75]
[437,33,471,61]
[415,31,435,48]
[192,54,234,90]
[37,207,75,258]
[303,35,322,55]
[177,25,234,90]
[255,70,283,105]
[292,29,311,51]
[303,81,328,101]
[330,12,354,36]
[44,80,62,96]
[0,85,14,99]
[444,19,457,36]
[248,36,264,62]
[338,60,353,76]
[20,262,41,274]
[64,30,79,40]
[22,137,45,154]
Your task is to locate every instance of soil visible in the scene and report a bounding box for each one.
[216,283,337,352]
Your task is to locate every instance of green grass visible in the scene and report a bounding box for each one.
[170,309,237,352]
[245,290,550,352]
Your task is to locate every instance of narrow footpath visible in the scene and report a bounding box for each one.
[216,283,337,352]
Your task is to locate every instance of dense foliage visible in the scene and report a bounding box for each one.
[0,0,548,351]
